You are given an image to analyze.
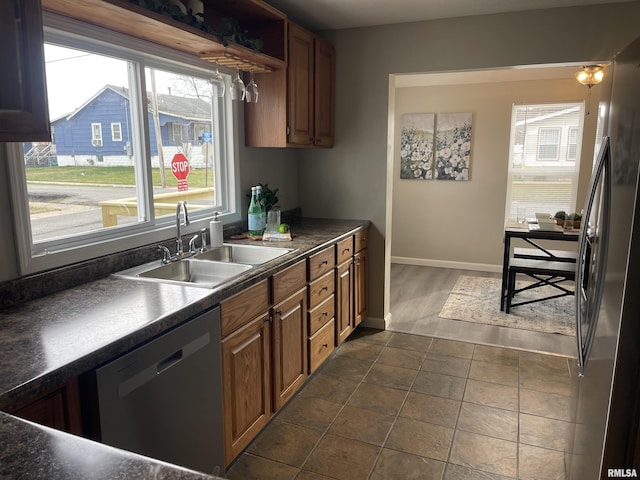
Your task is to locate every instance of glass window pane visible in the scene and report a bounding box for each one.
[506,103,584,221]
[24,44,144,244]
[144,67,216,219]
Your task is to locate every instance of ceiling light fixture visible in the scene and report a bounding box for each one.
[575,65,605,88]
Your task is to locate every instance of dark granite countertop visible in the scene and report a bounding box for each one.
[0,217,369,480]
[0,412,221,480]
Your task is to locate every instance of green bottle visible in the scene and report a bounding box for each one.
[255,185,266,234]
[248,186,262,236]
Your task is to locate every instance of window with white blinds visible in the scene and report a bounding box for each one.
[505,102,584,222]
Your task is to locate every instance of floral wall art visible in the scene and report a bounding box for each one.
[400,112,472,181]
[400,113,435,179]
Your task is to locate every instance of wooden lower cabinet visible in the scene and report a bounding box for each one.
[220,237,369,466]
[309,318,335,373]
[336,259,354,345]
[221,262,307,466]
[11,378,83,435]
[272,287,307,411]
[354,248,368,328]
[221,311,272,466]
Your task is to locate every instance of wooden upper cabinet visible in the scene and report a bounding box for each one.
[0,0,51,142]
[244,21,335,148]
[313,35,335,147]
[287,23,315,146]
[41,0,286,71]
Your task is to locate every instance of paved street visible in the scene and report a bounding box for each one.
[27,183,197,242]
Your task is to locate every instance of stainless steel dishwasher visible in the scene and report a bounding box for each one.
[96,306,224,475]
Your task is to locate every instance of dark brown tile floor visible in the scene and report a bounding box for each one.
[225,328,580,480]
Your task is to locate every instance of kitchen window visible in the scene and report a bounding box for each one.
[7,15,239,274]
[505,102,584,222]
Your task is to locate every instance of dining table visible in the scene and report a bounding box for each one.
[500,223,580,311]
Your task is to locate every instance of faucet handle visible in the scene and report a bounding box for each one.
[188,234,199,253]
[157,245,172,264]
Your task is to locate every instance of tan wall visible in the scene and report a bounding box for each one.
[298,2,640,323]
[391,77,603,269]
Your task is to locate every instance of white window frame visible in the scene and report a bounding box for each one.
[170,122,184,144]
[91,123,103,147]
[504,102,584,223]
[111,122,122,142]
[6,12,241,275]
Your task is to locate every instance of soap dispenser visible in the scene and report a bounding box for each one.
[209,212,223,248]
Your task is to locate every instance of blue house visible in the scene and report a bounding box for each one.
[46,85,212,167]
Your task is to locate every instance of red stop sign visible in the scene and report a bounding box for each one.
[171,153,190,181]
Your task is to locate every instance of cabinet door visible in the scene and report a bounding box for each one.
[272,287,307,410]
[0,0,51,142]
[335,260,353,345]
[287,23,314,146]
[12,378,83,435]
[354,248,368,328]
[221,312,271,466]
[314,35,335,147]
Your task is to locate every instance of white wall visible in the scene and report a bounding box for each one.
[391,76,602,270]
[298,3,640,324]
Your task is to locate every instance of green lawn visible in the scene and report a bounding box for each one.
[26,166,214,188]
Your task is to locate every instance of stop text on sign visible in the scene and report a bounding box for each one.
[171,153,190,181]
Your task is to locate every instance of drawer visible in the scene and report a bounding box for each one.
[308,270,335,309]
[272,260,306,305]
[355,229,368,253]
[336,236,354,265]
[308,294,335,336]
[220,279,270,338]
[307,246,335,281]
[309,318,335,373]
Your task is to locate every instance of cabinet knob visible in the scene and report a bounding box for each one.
[275,309,283,316]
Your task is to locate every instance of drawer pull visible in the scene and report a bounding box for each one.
[275,309,283,315]
[343,248,350,253]
[320,260,328,266]
[322,343,329,348]
[322,311,328,317]
[321,286,328,292]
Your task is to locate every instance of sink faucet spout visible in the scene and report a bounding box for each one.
[176,201,190,256]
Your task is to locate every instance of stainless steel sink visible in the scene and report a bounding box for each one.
[114,258,252,288]
[194,244,296,265]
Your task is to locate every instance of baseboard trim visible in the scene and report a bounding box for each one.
[360,314,389,330]
[391,256,502,273]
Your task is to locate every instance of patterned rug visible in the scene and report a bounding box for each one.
[439,275,575,336]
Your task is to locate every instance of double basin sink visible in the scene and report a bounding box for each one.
[114,244,296,288]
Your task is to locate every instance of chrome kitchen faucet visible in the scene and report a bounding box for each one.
[175,201,190,257]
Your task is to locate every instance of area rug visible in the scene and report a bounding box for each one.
[439,275,575,336]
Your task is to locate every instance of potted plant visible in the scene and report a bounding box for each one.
[554,210,582,228]
[554,211,566,225]
[567,212,582,229]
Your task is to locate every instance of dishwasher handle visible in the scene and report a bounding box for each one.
[157,349,183,374]
[116,332,211,399]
